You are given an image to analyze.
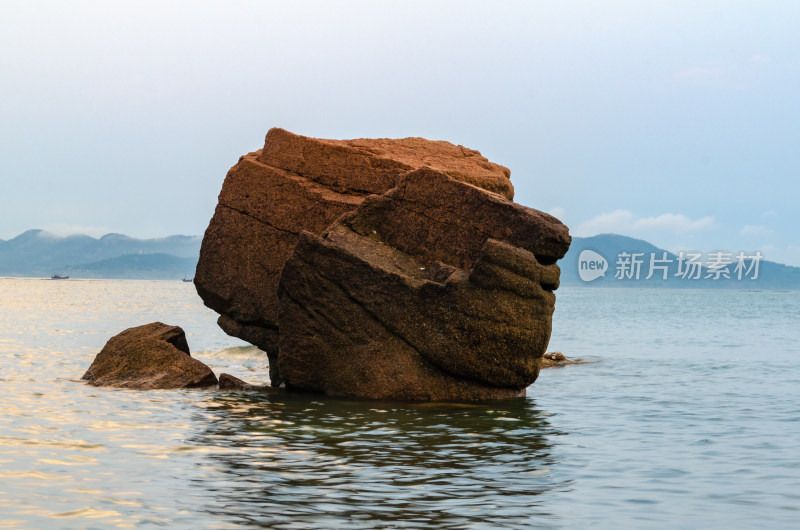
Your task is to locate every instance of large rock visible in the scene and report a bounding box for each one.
[195,128,570,400]
[195,128,514,378]
[82,322,218,389]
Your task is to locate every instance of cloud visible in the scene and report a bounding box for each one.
[760,245,800,267]
[42,223,114,238]
[632,213,715,232]
[574,210,715,237]
[573,210,633,236]
[671,55,777,90]
[761,209,777,218]
[548,206,566,221]
[739,224,773,237]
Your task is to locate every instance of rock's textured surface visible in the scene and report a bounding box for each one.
[194,128,513,372]
[195,128,570,400]
[82,322,218,389]
[258,128,514,199]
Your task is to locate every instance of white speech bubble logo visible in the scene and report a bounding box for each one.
[578,250,608,282]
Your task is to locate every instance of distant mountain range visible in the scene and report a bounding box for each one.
[2,229,798,288]
[561,234,800,290]
[0,230,201,280]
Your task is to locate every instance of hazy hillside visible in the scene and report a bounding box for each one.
[62,253,198,280]
[0,230,201,279]
[3,229,798,287]
[561,234,800,290]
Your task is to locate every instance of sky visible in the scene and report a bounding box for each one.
[1,0,799,265]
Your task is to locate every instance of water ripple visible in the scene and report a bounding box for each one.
[0,279,799,527]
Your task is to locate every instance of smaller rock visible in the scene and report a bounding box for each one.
[82,322,218,389]
[218,373,253,390]
[539,351,575,369]
[218,373,280,393]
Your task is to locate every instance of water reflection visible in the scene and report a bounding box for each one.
[191,392,567,528]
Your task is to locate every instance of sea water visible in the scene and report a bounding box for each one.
[0,278,798,528]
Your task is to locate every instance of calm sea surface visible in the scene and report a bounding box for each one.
[0,278,798,528]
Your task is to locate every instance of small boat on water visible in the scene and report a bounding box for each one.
[182,274,193,283]
[50,273,69,280]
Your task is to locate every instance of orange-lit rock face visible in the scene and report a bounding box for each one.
[196,128,570,400]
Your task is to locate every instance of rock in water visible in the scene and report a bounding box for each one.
[539,351,574,368]
[195,128,570,400]
[82,322,218,389]
[194,128,513,380]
